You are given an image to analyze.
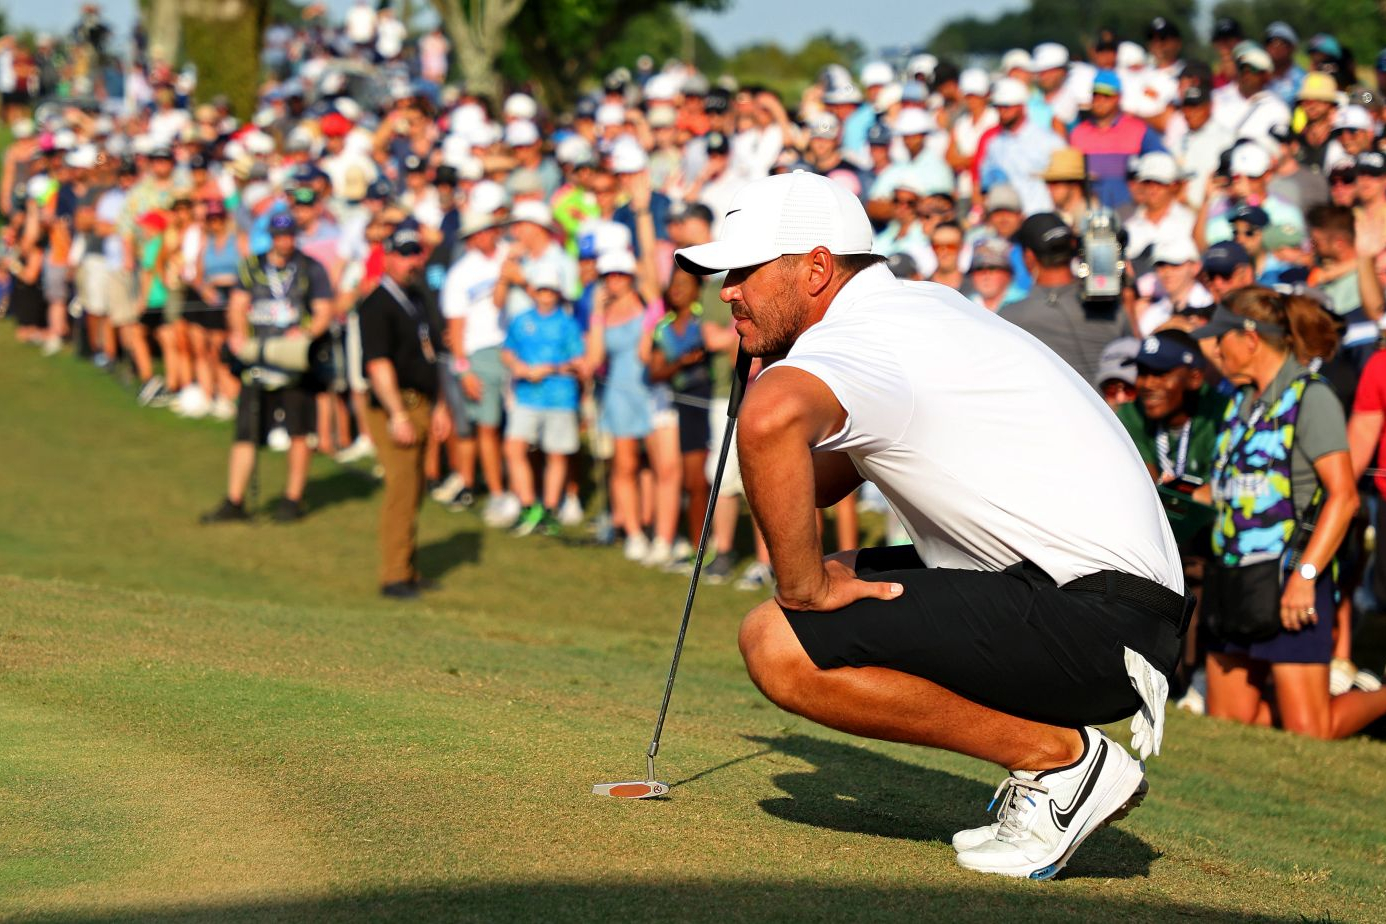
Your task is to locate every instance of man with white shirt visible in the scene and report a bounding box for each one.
[441,212,514,525]
[1123,152,1196,265]
[675,171,1187,881]
[1222,46,1291,151]
[1169,85,1232,209]
[978,77,1064,215]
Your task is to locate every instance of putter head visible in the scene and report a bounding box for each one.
[591,780,669,799]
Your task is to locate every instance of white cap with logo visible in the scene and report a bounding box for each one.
[673,171,874,275]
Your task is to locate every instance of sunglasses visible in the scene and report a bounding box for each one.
[1203,269,1237,281]
[1331,174,1357,185]
[1232,227,1261,238]
[932,241,961,251]
[893,196,919,206]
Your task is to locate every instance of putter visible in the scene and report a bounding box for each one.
[594,345,754,799]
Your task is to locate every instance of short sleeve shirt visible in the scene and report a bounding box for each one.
[357,280,442,404]
[503,308,583,411]
[234,250,332,335]
[1352,350,1386,494]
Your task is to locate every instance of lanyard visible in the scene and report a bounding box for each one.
[264,258,296,302]
[1155,420,1192,478]
[380,275,436,365]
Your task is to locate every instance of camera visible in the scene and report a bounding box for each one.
[1076,208,1126,303]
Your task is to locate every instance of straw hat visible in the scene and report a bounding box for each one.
[1041,148,1088,183]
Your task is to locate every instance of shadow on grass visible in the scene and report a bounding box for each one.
[304,468,380,513]
[15,881,1310,924]
[750,734,1157,880]
[416,529,482,581]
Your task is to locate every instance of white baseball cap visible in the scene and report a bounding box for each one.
[674,170,873,275]
[1153,237,1200,266]
[643,73,678,102]
[466,180,508,216]
[907,54,937,81]
[959,67,990,98]
[527,262,565,294]
[1000,48,1032,73]
[504,120,540,147]
[1235,46,1273,74]
[511,199,557,232]
[806,112,842,140]
[823,84,863,106]
[893,107,934,136]
[595,102,627,127]
[1135,151,1180,184]
[1230,143,1272,177]
[555,136,595,165]
[990,77,1030,108]
[503,93,538,120]
[609,139,649,174]
[1031,42,1070,72]
[1334,105,1373,133]
[1117,41,1147,70]
[860,61,895,88]
[597,249,637,276]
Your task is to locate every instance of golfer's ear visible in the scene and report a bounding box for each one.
[806,247,834,295]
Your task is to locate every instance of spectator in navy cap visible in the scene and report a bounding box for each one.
[1116,329,1226,486]
[1200,240,1254,302]
[1264,22,1306,105]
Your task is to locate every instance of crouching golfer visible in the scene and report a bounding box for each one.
[674,172,1189,880]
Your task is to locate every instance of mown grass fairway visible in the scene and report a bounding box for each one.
[2,334,1385,923]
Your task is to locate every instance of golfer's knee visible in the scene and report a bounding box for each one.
[739,601,816,707]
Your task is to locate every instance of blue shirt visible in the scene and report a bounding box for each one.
[842,104,877,156]
[614,191,672,256]
[504,307,584,410]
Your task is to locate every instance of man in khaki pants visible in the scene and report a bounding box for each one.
[357,220,453,598]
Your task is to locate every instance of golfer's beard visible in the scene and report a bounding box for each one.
[739,277,804,357]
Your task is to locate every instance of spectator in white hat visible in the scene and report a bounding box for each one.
[609,140,673,258]
[978,77,1065,215]
[1029,42,1079,135]
[844,61,895,153]
[1124,152,1195,264]
[504,120,561,198]
[497,200,577,317]
[1201,143,1305,249]
[1168,84,1233,209]
[999,48,1033,83]
[503,92,538,123]
[803,112,872,201]
[1135,237,1212,335]
[866,108,952,222]
[1325,106,1376,169]
[1212,45,1290,149]
[872,171,937,280]
[945,68,998,211]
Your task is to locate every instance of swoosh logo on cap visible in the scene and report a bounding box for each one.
[724,209,741,218]
[1049,738,1107,832]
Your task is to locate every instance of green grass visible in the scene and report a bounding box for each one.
[2,334,1385,923]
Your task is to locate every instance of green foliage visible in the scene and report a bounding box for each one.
[1211,0,1386,66]
[494,0,727,107]
[929,0,1200,61]
[721,32,865,104]
[182,3,269,120]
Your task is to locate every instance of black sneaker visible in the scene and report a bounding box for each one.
[272,497,304,522]
[704,552,736,584]
[381,581,420,600]
[200,498,250,524]
[446,487,475,512]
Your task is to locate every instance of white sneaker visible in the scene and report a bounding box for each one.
[334,434,376,463]
[954,727,1148,880]
[1330,659,1357,697]
[431,472,467,504]
[1355,668,1383,693]
[1175,685,1205,716]
[623,531,650,562]
[735,561,774,591]
[670,537,693,562]
[557,493,585,526]
[174,385,210,418]
[41,337,62,357]
[210,396,237,421]
[642,537,673,568]
[267,426,292,452]
[483,493,521,528]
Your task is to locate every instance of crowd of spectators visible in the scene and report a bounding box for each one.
[5,7,1386,736]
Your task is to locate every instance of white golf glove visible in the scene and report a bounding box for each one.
[1124,647,1168,761]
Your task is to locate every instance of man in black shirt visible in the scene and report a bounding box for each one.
[357,220,452,598]
[202,212,334,523]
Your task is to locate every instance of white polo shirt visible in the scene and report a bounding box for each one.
[776,263,1183,592]
[441,242,509,355]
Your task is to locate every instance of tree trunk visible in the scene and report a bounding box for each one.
[428,0,528,105]
[180,0,268,120]
[146,0,183,65]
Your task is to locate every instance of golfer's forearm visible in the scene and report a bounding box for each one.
[740,432,827,605]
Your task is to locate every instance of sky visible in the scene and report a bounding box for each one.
[12,0,1026,56]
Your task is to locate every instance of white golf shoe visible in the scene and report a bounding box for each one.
[954,727,1147,880]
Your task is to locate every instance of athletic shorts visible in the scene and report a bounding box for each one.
[77,255,108,316]
[41,259,68,304]
[106,268,140,327]
[462,346,505,428]
[706,400,743,497]
[780,546,1182,729]
[233,384,317,445]
[677,400,711,455]
[507,405,579,455]
[436,351,475,438]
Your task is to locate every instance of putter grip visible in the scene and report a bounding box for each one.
[726,345,753,419]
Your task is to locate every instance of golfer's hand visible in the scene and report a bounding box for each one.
[1279,574,1318,631]
[775,559,903,612]
[389,412,418,447]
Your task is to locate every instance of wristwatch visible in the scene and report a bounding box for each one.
[1299,562,1319,581]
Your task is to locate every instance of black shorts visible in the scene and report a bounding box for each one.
[781,546,1181,728]
[676,400,711,455]
[233,384,317,444]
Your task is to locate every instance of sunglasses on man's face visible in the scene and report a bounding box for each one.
[893,195,919,207]
[1232,226,1261,238]
[932,241,961,251]
[1331,174,1357,185]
